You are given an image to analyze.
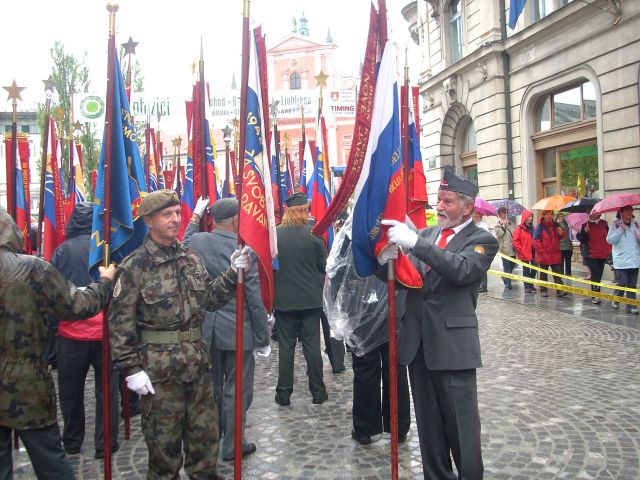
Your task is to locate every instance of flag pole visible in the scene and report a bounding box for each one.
[197,40,210,228]
[145,116,151,189]
[376,1,398,478]
[37,79,54,257]
[3,79,25,220]
[402,50,410,213]
[101,4,119,478]
[234,0,250,477]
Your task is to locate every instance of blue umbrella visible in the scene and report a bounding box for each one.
[489,198,525,215]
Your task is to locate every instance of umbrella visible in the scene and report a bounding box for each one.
[566,213,588,232]
[531,194,575,211]
[559,197,599,213]
[474,197,497,216]
[591,192,640,215]
[489,198,525,215]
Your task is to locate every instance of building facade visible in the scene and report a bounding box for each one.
[402,0,639,207]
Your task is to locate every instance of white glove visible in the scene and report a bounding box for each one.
[230,246,252,272]
[253,345,271,360]
[267,313,275,327]
[193,196,209,217]
[381,219,418,250]
[377,243,399,265]
[125,370,155,396]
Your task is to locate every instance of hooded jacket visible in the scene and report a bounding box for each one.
[513,209,535,261]
[52,202,104,340]
[0,207,112,430]
[606,217,640,269]
[533,216,566,265]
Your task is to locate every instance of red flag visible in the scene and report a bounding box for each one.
[312,5,378,236]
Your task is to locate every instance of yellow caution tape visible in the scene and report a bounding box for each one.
[494,251,640,294]
[488,269,640,307]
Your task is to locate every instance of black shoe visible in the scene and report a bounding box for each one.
[530,287,538,292]
[222,443,257,461]
[275,395,291,406]
[557,291,568,298]
[478,288,488,294]
[332,366,345,374]
[312,391,329,404]
[95,443,119,459]
[398,433,408,443]
[351,430,372,445]
[64,446,81,455]
[504,284,513,289]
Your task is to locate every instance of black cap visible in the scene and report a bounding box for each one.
[285,192,308,207]
[211,198,238,222]
[439,166,478,198]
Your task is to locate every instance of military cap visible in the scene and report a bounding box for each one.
[211,198,238,222]
[439,165,479,198]
[139,189,180,216]
[285,192,308,207]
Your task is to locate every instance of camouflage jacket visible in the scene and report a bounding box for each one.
[108,234,236,383]
[0,208,112,430]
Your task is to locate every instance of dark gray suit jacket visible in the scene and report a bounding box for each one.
[396,221,498,370]
[184,224,269,351]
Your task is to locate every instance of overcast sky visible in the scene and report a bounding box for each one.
[1,0,418,131]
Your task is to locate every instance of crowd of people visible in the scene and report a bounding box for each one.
[2,167,639,479]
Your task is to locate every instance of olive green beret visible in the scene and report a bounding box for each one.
[139,189,180,216]
[211,198,238,222]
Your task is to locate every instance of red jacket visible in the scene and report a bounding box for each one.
[533,218,566,265]
[580,220,611,259]
[513,209,534,261]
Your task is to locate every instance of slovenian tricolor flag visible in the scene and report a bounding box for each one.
[310,116,334,249]
[299,138,315,197]
[351,43,422,287]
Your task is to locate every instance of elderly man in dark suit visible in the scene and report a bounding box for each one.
[184,197,270,462]
[380,166,498,480]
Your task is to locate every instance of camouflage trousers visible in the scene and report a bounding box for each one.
[140,374,220,479]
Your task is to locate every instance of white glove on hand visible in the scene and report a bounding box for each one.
[125,371,155,396]
[253,345,271,360]
[230,246,252,272]
[381,219,418,250]
[267,313,275,327]
[377,243,399,265]
[193,196,209,217]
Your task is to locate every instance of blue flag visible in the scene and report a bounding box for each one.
[89,52,147,275]
[509,0,527,29]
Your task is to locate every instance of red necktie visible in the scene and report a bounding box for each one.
[437,228,455,249]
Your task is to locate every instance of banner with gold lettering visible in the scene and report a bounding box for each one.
[238,27,278,312]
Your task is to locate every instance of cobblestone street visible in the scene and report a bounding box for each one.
[12,275,640,479]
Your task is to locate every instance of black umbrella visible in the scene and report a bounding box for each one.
[559,197,599,213]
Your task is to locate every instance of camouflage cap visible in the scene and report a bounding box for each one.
[211,198,238,222]
[139,189,180,216]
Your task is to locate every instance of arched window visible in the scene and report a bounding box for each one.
[459,121,477,181]
[532,80,599,198]
[290,72,301,90]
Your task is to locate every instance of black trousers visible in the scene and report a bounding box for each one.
[351,342,411,438]
[538,263,564,291]
[408,343,483,480]
[0,423,76,480]
[585,257,606,284]
[56,336,119,453]
[560,249,573,276]
[320,311,345,372]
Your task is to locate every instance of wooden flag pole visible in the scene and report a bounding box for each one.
[234,0,251,478]
[101,4,119,478]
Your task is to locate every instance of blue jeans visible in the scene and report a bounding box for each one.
[614,268,638,311]
[501,256,515,286]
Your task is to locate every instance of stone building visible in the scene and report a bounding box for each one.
[402,0,639,207]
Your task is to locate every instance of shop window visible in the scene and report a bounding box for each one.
[535,81,596,132]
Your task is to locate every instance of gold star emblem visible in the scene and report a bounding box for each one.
[315,70,329,88]
[3,79,26,102]
[42,76,55,94]
[73,121,83,132]
[121,36,139,56]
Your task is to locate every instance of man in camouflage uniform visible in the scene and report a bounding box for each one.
[109,190,250,480]
[0,207,115,480]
